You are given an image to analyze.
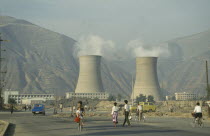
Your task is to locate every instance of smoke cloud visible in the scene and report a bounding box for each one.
[74,35,115,58]
[74,36,170,59]
[127,39,170,57]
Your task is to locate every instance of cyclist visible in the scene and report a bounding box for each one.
[193,102,202,121]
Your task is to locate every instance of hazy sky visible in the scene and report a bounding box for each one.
[1,0,210,46]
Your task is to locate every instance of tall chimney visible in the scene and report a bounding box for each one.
[75,55,104,93]
[132,57,161,101]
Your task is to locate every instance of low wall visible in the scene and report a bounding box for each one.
[0,120,9,136]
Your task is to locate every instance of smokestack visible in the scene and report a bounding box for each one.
[75,55,104,93]
[132,57,161,101]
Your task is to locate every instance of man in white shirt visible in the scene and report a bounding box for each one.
[137,104,143,121]
[123,100,131,127]
[194,102,202,119]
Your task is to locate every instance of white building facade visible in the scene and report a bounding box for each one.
[175,92,198,101]
[3,91,54,104]
[66,92,109,100]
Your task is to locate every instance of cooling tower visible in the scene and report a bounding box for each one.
[132,57,161,101]
[75,55,104,93]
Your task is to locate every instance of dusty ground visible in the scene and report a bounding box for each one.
[95,100,210,119]
[1,111,210,136]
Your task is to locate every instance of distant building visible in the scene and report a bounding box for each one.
[3,91,54,104]
[65,92,109,100]
[166,95,174,101]
[21,98,49,105]
[175,92,198,101]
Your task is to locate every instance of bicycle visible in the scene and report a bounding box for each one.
[192,117,204,128]
[133,112,146,123]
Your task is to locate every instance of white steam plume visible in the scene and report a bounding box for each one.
[127,39,169,57]
[75,35,115,58]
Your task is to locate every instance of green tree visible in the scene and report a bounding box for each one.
[117,94,122,101]
[172,96,176,100]
[136,94,146,103]
[148,95,155,102]
[8,98,16,104]
[108,95,116,101]
[93,97,99,101]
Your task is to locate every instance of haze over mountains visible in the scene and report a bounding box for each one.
[0,16,209,98]
[0,16,131,97]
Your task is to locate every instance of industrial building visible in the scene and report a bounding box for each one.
[72,55,108,99]
[132,57,161,101]
[75,55,104,93]
[175,92,198,101]
[65,92,109,99]
[3,91,54,104]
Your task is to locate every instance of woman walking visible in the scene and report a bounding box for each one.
[111,102,119,127]
[75,101,85,131]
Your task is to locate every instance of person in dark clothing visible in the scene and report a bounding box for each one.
[24,105,27,111]
[11,104,14,114]
[77,101,85,117]
[28,105,32,111]
[123,100,131,127]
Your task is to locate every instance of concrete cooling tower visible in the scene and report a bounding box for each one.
[75,55,104,93]
[132,57,161,101]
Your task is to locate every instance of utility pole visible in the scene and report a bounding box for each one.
[0,33,7,109]
[206,61,210,99]
[206,60,210,118]
[53,89,58,114]
[132,75,134,106]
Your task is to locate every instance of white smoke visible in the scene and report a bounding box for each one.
[74,36,169,59]
[75,35,115,57]
[127,39,170,57]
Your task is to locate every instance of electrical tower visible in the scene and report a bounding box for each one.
[0,33,7,109]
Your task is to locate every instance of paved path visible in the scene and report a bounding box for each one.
[0,112,210,136]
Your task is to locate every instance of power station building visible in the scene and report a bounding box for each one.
[175,92,198,101]
[3,91,55,104]
[65,92,109,99]
[67,55,109,100]
[132,57,161,101]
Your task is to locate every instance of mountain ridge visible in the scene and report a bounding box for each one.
[0,16,209,98]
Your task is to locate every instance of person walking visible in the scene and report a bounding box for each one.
[111,102,119,127]
[59,103,63,112]
[137,104,143,121]
[10,104,14,115]
[76,107,82,131]
[24,105,27,111]
[76,101,85,131]
[28,105,32,111]
[123,100,131,127]
[73,106,76,112]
